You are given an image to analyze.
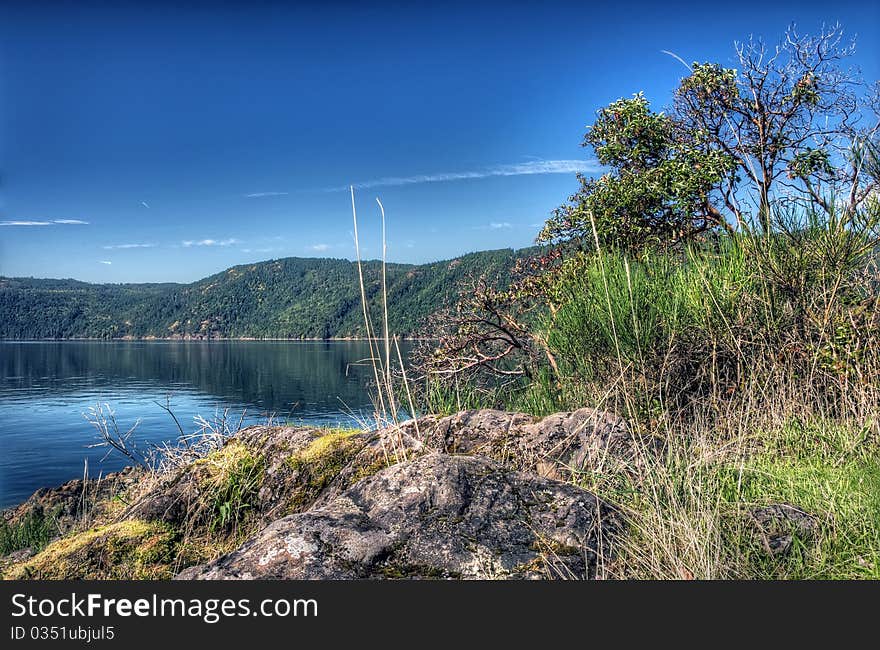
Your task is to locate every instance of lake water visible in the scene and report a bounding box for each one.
[0,341,408,509]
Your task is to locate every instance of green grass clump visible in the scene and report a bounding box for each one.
[720,418,880,579]
[196,442,266,535]
[547,241,751,373]
[730,456,879,579]
[0,507,59,556]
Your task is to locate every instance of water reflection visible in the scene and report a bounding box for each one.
[0,341,407,508]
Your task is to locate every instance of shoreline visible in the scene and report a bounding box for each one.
[0,336,436,342]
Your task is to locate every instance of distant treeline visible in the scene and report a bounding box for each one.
[0,248,534,339]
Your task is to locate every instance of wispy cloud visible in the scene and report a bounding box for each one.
[102,243,156,250]
[99,260,112,265]
[245,191,289,198]
[140,201,150,209]
[1,219,89,226]
[242,247,279,254]
[329,159,601,192]
[182,238,241,247]
[311,243,330,252]
[472,221,532,231]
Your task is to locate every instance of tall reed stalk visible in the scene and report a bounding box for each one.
[349,187,419,446]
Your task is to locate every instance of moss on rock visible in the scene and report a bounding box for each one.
[283,429,364,512]
[4,520,178,580]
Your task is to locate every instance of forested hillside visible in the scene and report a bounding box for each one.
[0,248,533,339]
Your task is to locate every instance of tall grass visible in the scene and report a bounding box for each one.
[561,203,877,578]
[547,240,750,374]
[588,378,880,579]
[417,197,879,578]
[349,187,420,446]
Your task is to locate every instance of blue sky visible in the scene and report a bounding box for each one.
[1,1,878,283]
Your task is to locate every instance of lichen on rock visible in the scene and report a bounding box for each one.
[2,466,144,552]
[178,453,623,580]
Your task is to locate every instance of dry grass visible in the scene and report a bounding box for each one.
[349,187,421,458]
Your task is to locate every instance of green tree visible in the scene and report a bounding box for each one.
[539,93,736,251]
[541,24,879,250]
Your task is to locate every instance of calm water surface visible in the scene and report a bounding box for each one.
[0,341,405,509]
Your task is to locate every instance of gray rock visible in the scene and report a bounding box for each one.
[313,408,646,507]
[750,503,820,555]
[0,547,35,574]
[127,409,642,528]
[177,453,622,580]
[378,408,646,479]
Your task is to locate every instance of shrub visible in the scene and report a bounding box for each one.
[543,200,879,404]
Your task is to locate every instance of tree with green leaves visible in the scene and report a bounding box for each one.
[539,92,737,251]
[541,24,880,251]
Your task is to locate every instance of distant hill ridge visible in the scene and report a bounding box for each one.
[0,248,536,339]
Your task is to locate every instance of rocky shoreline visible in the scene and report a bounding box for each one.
[1,409,813,580]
